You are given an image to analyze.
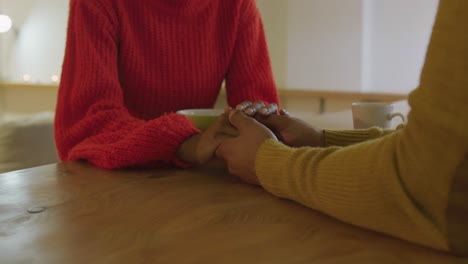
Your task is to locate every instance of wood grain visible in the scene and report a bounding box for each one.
[0,162,465,264]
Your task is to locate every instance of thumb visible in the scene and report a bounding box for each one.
[228,110,257,130]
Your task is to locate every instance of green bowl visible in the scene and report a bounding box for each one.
[176,109,224,131]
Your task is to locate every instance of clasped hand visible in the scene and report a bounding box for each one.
[177,100,324,185]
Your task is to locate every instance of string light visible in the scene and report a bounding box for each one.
[51,75,59,83]
[23,74,31,82]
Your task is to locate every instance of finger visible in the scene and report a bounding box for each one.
[243,100,265,116]
[211,112,230,131]
[258,103,278,116]
[217,124,239,137]
[224,106,233,114]
[280,109,290,116]
[228,110,258,130]
[212,113,239,137]
[235,101,252,111]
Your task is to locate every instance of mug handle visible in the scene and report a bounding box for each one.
[387,112,406,125]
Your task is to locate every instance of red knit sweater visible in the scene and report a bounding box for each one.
[55,0,279,169]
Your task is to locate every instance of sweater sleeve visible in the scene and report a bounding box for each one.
[224,0,279,107]
[54,0,199,169]
[256,0,468,255]
[323,127,397,147]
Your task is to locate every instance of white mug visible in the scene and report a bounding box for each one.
[351,102,406,129]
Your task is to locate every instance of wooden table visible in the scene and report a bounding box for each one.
[0,162,466,264]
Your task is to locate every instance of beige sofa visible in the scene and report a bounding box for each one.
[0,112,58,173]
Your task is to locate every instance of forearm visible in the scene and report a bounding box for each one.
[256,0,468,255]
[324,127,397,147]
[225,0,279,107]
[58,109,199,169]
[256,130,454,252]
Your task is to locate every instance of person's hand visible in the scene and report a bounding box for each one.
[256,109,325,148]
[216,110,277,185]
[176,113,238,165]
[236,100,278,117]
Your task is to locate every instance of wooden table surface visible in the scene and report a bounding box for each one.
[0,162,466,264]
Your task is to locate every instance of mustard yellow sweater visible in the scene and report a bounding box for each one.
[256,0,468,255]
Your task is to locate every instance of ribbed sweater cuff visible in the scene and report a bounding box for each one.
[324,127,385,147]
[152,114,200,168]
[256,139,296,198]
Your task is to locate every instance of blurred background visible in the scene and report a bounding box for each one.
[0,0,438,113]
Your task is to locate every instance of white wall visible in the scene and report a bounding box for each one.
[257,0,288,88]
[286,0,364,91]
[363,0,438,93]
[1,0,68,83]
[284,0,437,93]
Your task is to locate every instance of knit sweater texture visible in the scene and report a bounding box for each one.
[55,0,279,169]
[256,0,468,255]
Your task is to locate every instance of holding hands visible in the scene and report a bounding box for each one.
[215,101,325,184]
[215,110,277,184]
[176,113,238,165]
[256,110,325,148]
[177,100,324,185]
[236,101,325,148]
[175,100,280,166]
